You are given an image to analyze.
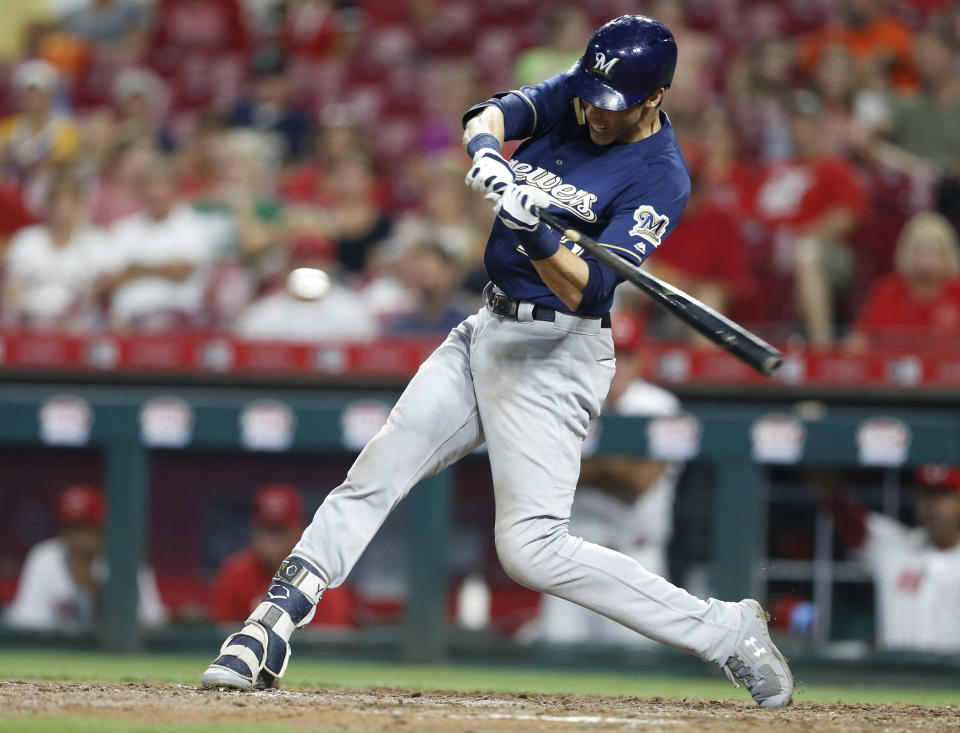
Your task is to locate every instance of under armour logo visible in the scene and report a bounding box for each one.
[744,636,766,657]
[592,52,619,77]
[267,584,290,601]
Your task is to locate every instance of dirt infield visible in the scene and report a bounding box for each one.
[2,680,958,732]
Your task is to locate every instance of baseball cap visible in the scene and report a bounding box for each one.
[610,310,647,354]
[915,465,960,494]
[57,484,107,526]
[12,59,60,92]
[253,484,304,528]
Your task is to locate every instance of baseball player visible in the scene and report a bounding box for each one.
[201,15,793,708]
[815,466,960,652]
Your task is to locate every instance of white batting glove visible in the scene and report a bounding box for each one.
[465,148,515,196]
[491,184,552,232]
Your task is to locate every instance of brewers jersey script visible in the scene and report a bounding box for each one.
[862,513,960,652]
[466,73,691,316]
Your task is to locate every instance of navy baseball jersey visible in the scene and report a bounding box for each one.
[465,74,691,316]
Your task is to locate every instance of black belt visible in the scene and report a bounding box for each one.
[483,283,611,328]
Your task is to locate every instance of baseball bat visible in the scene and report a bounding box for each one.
[538,211,783,377]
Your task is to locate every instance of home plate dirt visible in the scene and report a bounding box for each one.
[2,680,958,732]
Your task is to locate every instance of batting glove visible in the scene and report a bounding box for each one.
[465,148,515,196]
[491,183,552,232]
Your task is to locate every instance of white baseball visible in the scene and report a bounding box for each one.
[286,267,331,301]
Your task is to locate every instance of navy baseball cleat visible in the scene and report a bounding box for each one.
[722,599,794,708]
[201,554,327,690]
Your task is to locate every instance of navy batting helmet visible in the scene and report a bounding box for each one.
[565,15,677,112]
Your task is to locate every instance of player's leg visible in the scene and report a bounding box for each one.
[473,312,792,707]
[202,316,484,689]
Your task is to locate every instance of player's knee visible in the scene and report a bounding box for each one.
[493,520,566,593]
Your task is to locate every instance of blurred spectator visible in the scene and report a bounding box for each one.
[417,60,482,155]
[727,38,797,162]
[61,0,148,62]
[110,67,176,152]
[228,45,310,162]
[195,129,285,267]
[97,157,227,330]
[867,29,960,174]
[90,136,159,226]
[645,166,754,337]
[325,151,393,275]
[812,466,960,652]
[2,170,103,330]
[536,313,682,645]
[382,242,472,335]
[799,0,916,91]
[847,211,960,349]
[5,484,167,630]
[210,483,354,627]
[812,44,890,155]
[0,60,79,211]
[748,90,867,344]
[513,6,590,87]
[232,255,378,342]
[281,0,343,61]
[0,1,55,63]
[148,0,251,111]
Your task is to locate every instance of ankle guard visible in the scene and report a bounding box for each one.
[244,554,327,679]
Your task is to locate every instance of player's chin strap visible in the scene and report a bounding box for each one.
[214,554,327,682]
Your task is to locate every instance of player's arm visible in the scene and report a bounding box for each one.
[495,180,688,313]
[462,76,570,197]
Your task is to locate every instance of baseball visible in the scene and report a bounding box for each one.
[286,267,331,301]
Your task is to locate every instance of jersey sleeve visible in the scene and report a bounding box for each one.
[573,160,690,315]
[595,171,690,268]
[462,74,571,141]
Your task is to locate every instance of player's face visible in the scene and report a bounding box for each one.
[915,488,960,550]
[581,101,648,146]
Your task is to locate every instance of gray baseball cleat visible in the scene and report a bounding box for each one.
[722,599,794,708]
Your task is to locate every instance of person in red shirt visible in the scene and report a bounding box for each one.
[645,163,755,341]
[748,90,868,345]
[847,211,960,350]
[209,484,354,627]
[798,0,916,92]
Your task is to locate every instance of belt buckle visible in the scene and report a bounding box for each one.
[490,291,518,319]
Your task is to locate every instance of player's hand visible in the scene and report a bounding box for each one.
[465,148,515,196]
[491,184,551,232]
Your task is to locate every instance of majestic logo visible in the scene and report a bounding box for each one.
[509,161,599,222]
[628,205,669,251]
[593,52,619,77]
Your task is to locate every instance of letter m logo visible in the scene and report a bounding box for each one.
[628,205,669,250]
[593,52,619,77]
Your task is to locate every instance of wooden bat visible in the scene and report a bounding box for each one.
[538,211,783,376]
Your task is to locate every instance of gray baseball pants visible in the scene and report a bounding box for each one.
[294,304,742,664]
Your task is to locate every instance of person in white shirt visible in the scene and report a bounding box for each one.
[817,465,960,652]
[5,484,167,630]
[97,158,228,330]
[233,274,379,342]
[2,172,105,330]
[536,312,682,645]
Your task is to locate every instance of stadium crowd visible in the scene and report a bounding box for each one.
[1,0,960,348]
